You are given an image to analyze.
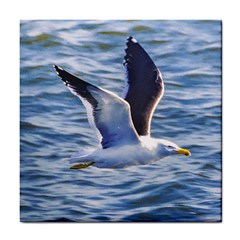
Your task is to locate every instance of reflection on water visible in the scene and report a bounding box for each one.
[20,20,221,222]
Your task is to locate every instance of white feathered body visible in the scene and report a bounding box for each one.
[69,137,175,168]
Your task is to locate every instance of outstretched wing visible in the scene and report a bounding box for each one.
[54,65,140,149]
[123,37,164,136]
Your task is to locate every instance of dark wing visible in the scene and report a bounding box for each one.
[53,65,139,149]
[123,36,164,136]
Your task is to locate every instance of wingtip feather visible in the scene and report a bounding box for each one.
[126,36,138,43]
[53,65,63,71]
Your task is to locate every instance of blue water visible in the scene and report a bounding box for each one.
[20,20,222,222]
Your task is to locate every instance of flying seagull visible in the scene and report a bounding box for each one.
[53,36,191,169]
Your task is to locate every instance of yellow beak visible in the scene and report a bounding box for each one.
[177,148,191,156]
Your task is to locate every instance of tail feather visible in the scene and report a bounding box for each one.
[68,149,94,163]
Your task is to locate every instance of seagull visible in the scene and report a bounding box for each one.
[53,36,191,169]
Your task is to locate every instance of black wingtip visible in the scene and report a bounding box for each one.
[126,36,138,43]
[53,64,58,72]
[53,64,61,71]
[53,65,65,75]
[124,37,139,66]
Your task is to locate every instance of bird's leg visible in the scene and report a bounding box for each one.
[70,162,95,169]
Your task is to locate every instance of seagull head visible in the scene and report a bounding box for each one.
[158,139,191,157]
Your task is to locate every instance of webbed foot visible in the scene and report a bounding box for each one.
[70,162,95,169]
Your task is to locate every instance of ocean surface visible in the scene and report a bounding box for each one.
[20,20,222,222]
